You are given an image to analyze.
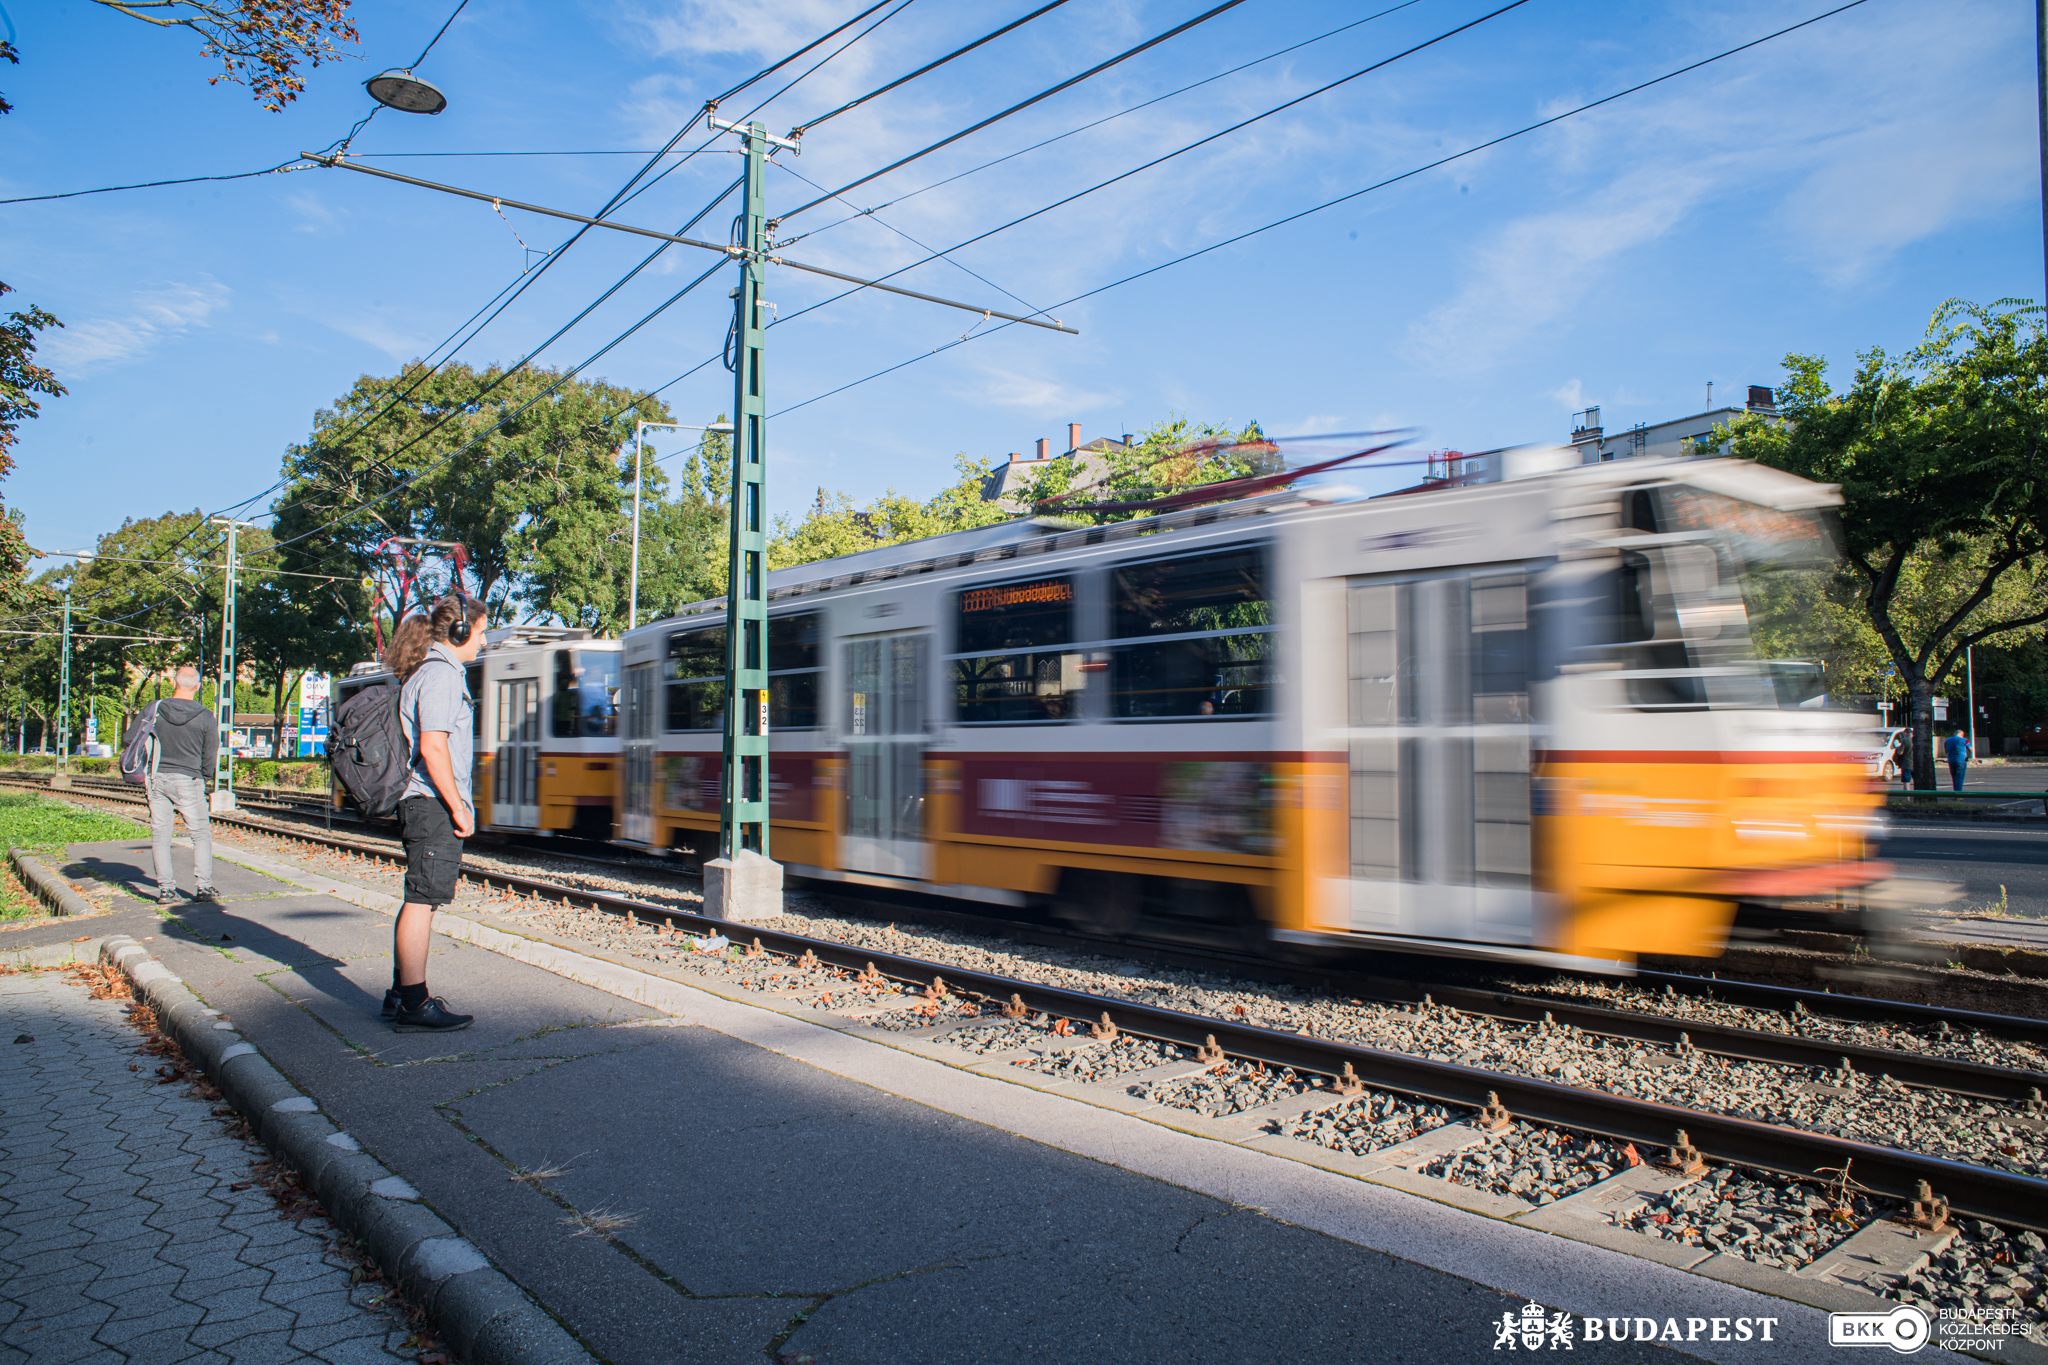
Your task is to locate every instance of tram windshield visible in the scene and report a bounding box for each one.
[552,650,621,737]
[1595,482,1843,711]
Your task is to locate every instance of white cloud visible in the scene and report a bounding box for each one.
[1406,175,1706,374]
[1549,379,1584,411]
[41,279,230,371]
[956,362,1117,415]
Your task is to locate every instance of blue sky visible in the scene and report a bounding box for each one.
[3,0,2037,566]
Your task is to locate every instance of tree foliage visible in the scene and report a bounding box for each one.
[0,280,64,615]
[1024,415,1273,524]
[770,454,1009,569]
[86,0,359,111]
[1712,298,2048,785]
[275,364,698,639]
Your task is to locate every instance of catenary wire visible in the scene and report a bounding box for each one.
[790,0,1077,135]
[15,5,905,631]
[773,0,1530,329]
[768,0,1878,419]
[778,0,1252,221]
[774,0,1430,250]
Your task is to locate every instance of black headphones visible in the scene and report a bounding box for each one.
[443,596,475,648]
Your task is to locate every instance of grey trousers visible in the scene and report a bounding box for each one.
[147,772,213,893]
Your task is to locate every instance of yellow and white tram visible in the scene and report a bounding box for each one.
[617,452,1884,969]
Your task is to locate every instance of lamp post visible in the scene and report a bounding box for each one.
[629,419,732,632]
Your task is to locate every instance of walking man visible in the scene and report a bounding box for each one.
[1945,726,1973,792]
[129,665,219,904]
[384,595,488,1033]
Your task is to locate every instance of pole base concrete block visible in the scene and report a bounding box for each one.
[209,789,238,814]
[702,850,783,922]
[47,773,71,790]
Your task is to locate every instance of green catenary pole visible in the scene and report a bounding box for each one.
[721,121,772,859]
[57,586,70,763]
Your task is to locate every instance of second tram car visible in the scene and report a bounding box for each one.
[616,452,1886,969]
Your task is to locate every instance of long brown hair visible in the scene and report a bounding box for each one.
[386,596,487,680]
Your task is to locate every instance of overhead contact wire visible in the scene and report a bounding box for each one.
[778,0,1255,220]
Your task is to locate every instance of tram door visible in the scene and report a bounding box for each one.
[493,677,541,828]
[1345,568,1533,943]
[843,633,927,878]
[621,662,657,845]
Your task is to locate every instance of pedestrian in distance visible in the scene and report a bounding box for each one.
[383,595,488,1033]
[123,664,220,905]
[1945,726,1973,792]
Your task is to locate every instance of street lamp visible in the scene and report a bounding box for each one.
[629,420,732,631]
[364,69,448,114]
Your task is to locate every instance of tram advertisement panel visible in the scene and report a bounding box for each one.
[660,753,815,821]
[957,756,1278,856]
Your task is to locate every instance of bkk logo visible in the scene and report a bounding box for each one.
[1491,1303,1782,1349]
[1827,1307,1930,1353]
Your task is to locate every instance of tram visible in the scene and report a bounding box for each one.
[334,627,621,838]
[616,451,1886,970]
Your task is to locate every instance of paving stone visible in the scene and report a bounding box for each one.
[0,969,412,1363]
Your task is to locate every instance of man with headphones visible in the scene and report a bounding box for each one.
[388,594,488,1032]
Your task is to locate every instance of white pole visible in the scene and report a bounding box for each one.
[1967,645,1978,763]
[629,420,645,631]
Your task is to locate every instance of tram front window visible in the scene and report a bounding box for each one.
[552,650,621,737]
[1593,481,1842,711]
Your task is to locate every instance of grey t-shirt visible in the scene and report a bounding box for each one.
[399,644,474,814]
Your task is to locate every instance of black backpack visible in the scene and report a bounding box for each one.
[327,682,410,817]
[119,700,163,787]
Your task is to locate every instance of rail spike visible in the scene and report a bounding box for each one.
[745,938,765,959]
[924,976,950,1001]
[797,948,820,971]
[1194,1035,1225,1065]
[1333,1063,1365,1098]
[858,962,885,987]
[1088,1012,1117,1041]
[1661,1129,1707,1178]
[1900,1179,1950,1233]
[1476,1091,1512,1133]
[1001,994,1028,1020]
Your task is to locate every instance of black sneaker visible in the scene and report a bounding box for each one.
[191,887,219,904]
[392,997,473,1033]
[156,888,179,906]
[380,989,400,1021]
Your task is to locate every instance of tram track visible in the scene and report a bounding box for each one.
[14,772,2048,1230]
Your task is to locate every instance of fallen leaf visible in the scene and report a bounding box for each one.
[70,935,90,943]
[1622,1143,1642,1167]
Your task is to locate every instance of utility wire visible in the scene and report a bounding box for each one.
[0,159,307,205]
[774,0,1530,329]
[776,0,1429,250]
[791,0,1077,135]
[770,0,1877,418]
[24,4,903,629]
[778,0,1254,220]
[769,160,1051,320]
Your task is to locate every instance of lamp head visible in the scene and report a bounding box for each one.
[364,69,448,114]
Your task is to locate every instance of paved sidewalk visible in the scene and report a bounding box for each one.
[56,836,1793,1363]
[0,963,421,1364]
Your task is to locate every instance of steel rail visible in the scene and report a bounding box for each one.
[1342,976,2048,1103]
[1638,968,2048,1047]
[36,775,2048,1093]
[22,776,2045,1228]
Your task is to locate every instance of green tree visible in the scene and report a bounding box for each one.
[0,280,64,617]
[275,362,670,638]
[1025,415,1274,524]
[1711,299,2048,787]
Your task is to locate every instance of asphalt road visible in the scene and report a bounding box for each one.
[1883,822,2048,917]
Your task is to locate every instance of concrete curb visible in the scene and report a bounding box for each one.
[95,933,594,1365]
[11,846,94,918]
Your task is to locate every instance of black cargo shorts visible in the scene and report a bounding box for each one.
[397,795,465,906]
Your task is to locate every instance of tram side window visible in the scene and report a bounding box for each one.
[951,575,1078,723]
[768,613,821,729]
[665,627,726,731]
[1109,545,1271,719]
[551,650,621,738]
